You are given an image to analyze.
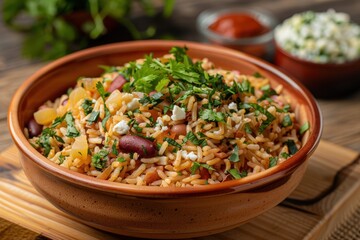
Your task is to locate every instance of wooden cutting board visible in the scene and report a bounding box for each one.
[0,140,359,240]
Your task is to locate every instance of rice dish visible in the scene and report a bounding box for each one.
[27,47,308,187]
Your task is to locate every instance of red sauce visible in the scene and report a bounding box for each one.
[209,13,268,39]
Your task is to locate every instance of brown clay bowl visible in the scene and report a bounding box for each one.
[275,44,360,99]
[8,40,322,239]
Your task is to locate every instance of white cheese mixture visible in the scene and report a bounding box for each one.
[275,9,360,63]
[113,120,129,135]
[171,105,186,121]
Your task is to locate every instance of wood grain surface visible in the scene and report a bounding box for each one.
[1,0,360,239]
[0,140,358,240]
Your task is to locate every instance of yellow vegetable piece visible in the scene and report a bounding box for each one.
[34,108,57,125]
[71,135,88,161]
[69,87,88,107]
[77,78,102,91]
[105,90,123,110]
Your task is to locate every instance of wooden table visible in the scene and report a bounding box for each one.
[0,0,359,239]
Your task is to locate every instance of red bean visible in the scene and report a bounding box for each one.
[108,75,127,92]
[171,124,187,136]
[28,118,42,137]
[118,135,157,158]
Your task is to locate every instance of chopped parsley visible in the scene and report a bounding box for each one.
[37,128,64,156]
[239,103,275,133]
[299,122,310,134]
[164,137,182,149]
[282,115,293,127]
[286,140,298,155]
[253,72,264,78]
[258,84,278,102]
[96,82,110,130]
[190,162,215,175]
[58,154,65,164]
[229,145,240,162]
[81,99,94,115]
[117,157,126,163]
[281,152,290,159]
[269,156,278,168]
[51,115,65,128]
[244,123,252,134]
[87,111,100,123]
[91,149,109,170]
[65,112,80,138]
[182,131,207,147]
[199,109,225,122]
[228,168,247,179]
[139,92,163,107]
[111,140,118,155]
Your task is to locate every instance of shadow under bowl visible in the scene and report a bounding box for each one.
[8,40,322,239]
[275,44,360,99]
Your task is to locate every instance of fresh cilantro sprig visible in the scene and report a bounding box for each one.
[199,109,225,122]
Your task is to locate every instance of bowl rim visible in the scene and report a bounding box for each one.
[8,40,322,198]
[197,7,278,45]
[274,42,360,67]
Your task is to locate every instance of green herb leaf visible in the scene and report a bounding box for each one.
[280,152,290,159]
[282,114,293,127]
[112,140,118,155]
[269,156,278,168]
[229,145,240,162]
[258,85,278,102]
[286,140,298,155]
[91,149,109,170]
[239,103,275,133]
[65,112,79,138]
[58,154,65,164]
[299,122,310,134]
[182,131,207,147]
[117,157,126,163]
[87,111,100,123]
[155,78,170,92]
[164,137,182,149]
[190,162,200,175]
[228,168,247,179]
[82,99,94,115]
[102,107,111,130]
[51,115,65,128]
[244,123,252,134]
[37,128,55,157]
[139,92,163,106]
[253,72,264,78]
[199,109,225,122]
[96,82,110,99]
[54,135,65,144]
[200,163,215,171]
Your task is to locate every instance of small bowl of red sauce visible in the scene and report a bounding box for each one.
[197,7,278,59]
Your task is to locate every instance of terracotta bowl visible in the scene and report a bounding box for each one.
[275,44,360,98]
[8,40,322,239]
